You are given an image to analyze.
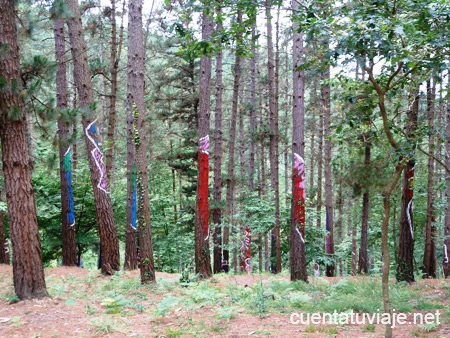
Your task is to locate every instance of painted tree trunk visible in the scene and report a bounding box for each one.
[396,90,419,283]
[195,6,213,278]
[212,3,223,274]
[290,2,307,281]
[422,78,436,278]
[0,0,48,299]
[128,0,155,283]
[66,0,120,275]
[54,18,77,267]
[266,0,281,274]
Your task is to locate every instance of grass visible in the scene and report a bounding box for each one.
[0,267,449,337]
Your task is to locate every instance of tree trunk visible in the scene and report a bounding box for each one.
[54,17,77,267]
[316,78,323,229]
[322,66,334,277]
[0,208,6,264]
[422,78,436,278]
[212,3,224,274]
[382,164,405,338]
[266,0,281,274]
[66,0,120,275]
[127,0,155,283]
[396,89,419,283]
[248,26,257,193]
[195,6,213,278]
[0,0,48,299]
[443,75,450,278]
[290,0,307,282]
[358,145,370,274]
[105,0,123,180]
[224,9,243,271]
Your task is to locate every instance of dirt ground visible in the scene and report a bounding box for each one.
[0,264,448,337]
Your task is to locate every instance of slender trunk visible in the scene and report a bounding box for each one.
[224,9,243,269]
[351,207,357,276]
[105,0,121,180]
[0,208,6,264]
[0,0,48,298]
[248,26,257,192]
[443,75,450,278]
[316,79,323,228]
[396,89,419,283]
[322,66,334,276]
[66,0,120,275]
[54,18,77,266]
[422,78,436,278]
[382,164,405,338]
[358,146,370,274]
[212,3,223,274]
[195,6,213,278]
[266,0,281,274]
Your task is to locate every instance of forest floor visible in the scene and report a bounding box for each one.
[0,264,449,338]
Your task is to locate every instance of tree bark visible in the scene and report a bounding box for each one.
[0,0,48,299]
[54,17,77,267]
[224,9,243,271]
[358,145,370,274]
[381,164,405,338]
[396,89,419,283]
[322,65,334,277]
[195,6,213,278]
[443,75,450,278]
[248,26,257,193]
[212,3,224,274]
[66,0,120,275]
[422,78,436,278]
[0,208,6,264]
[127,0,155,283]
[290,0,307,282]
[266,0,281,274]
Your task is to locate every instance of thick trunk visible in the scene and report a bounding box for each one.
[128,0,155,283]
[0,0,48,299]
[266,0,281,274]
[290,1,307,282]
[422,78,436,278]
[396,90,419,283]
[66,0,120,275]
[54,18,77,267]
[212,4,223,274]
[195,7,213,278]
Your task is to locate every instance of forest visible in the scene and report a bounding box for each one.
[0,0,450,337]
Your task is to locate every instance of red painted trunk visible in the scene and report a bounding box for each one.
[198,135,210,239]
[293,154,306,237]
